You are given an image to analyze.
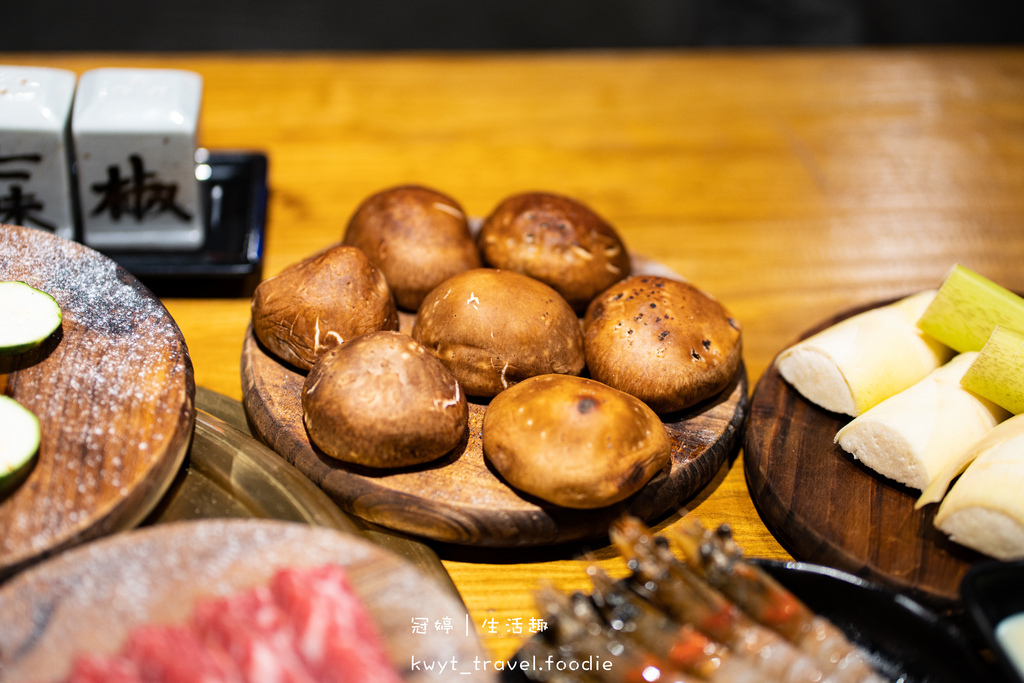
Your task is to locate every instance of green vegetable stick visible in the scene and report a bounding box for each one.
[962,325,1024,415]
[917,264,1024,353]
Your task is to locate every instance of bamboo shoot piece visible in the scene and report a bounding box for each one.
[917,395,1024,507]
[961,325,1024,416]
[916,264,1024,353]
[835,352,1010,490]
[933,413,1024,561]
[776,291,953,416]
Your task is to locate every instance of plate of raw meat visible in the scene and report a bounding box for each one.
[0,519,492,683]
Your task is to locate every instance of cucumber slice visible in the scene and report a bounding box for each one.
[0,395,40,494]
[0,281,63,355]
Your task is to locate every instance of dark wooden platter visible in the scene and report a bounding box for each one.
[0,519,493,683]
[0,224,195,581]
[744,299,985,610]
[242,257,748,547]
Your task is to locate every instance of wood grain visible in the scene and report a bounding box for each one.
[743,300,986,609]
[0,225,195,581]
[2,49,1023,660]
[0,519,493,683]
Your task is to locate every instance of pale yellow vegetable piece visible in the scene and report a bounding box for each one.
[917,263,1024,353]
[961,325,1024,416]
[776,291,953,416]
[835,352,1009,491]
[918,394,1024,507]
[933,413,1024,561]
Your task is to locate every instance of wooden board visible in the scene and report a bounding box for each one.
[0,519,493,683]
[241,258,748,547]
[743,300,985,610]
[0,224,195,580]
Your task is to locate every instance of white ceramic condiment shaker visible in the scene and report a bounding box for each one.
[72,68,204,250]
[0,65,78,241]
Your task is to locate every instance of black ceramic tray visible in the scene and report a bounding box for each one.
[503,560,998,682]
[754,560,997,682]
[962,559,1024,683]
[99,150,268,297]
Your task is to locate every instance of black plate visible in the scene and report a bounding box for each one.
[503,560,998,682]
[755,560,998,682]
[962,559,1024,683]
[98,150,268,297]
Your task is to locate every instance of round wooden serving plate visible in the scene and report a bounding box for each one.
[241,257,748,547]
[744,299,986,610]
[0,519,492,683]
[0,224,195,580]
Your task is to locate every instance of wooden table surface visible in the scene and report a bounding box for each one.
[5,48,1024,662]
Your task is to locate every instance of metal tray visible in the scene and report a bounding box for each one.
[145,386,460,600]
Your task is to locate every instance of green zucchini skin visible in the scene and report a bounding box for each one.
[0,281,63,356]
[0,395,40,496]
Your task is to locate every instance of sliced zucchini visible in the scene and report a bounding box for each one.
[0,395,40,494]
[0,281,63,356]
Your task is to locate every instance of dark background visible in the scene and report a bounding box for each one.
[6,0,1024,51]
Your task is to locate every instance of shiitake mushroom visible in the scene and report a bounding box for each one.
[583,275,742,414]
[477,192,631,313]
[251,245,398,371]
[302,331,468,468]
[342,185,482,312]
[412,268,585,397]
[482,374,671,509]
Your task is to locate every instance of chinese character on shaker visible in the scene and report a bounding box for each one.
[0,66,78,241]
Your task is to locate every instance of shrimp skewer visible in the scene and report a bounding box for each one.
[610,517,841,683]
[534,584,700,683]
[587,565,781,683]
[669,519,886,683]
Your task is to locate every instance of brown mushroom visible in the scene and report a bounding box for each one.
[477,192,631,313]
[482,374,671,509]
[412,268,585,397]
[342,185,482,311]
[583,275,742,414]
[302,331,468,468]
[251,245,398,371]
